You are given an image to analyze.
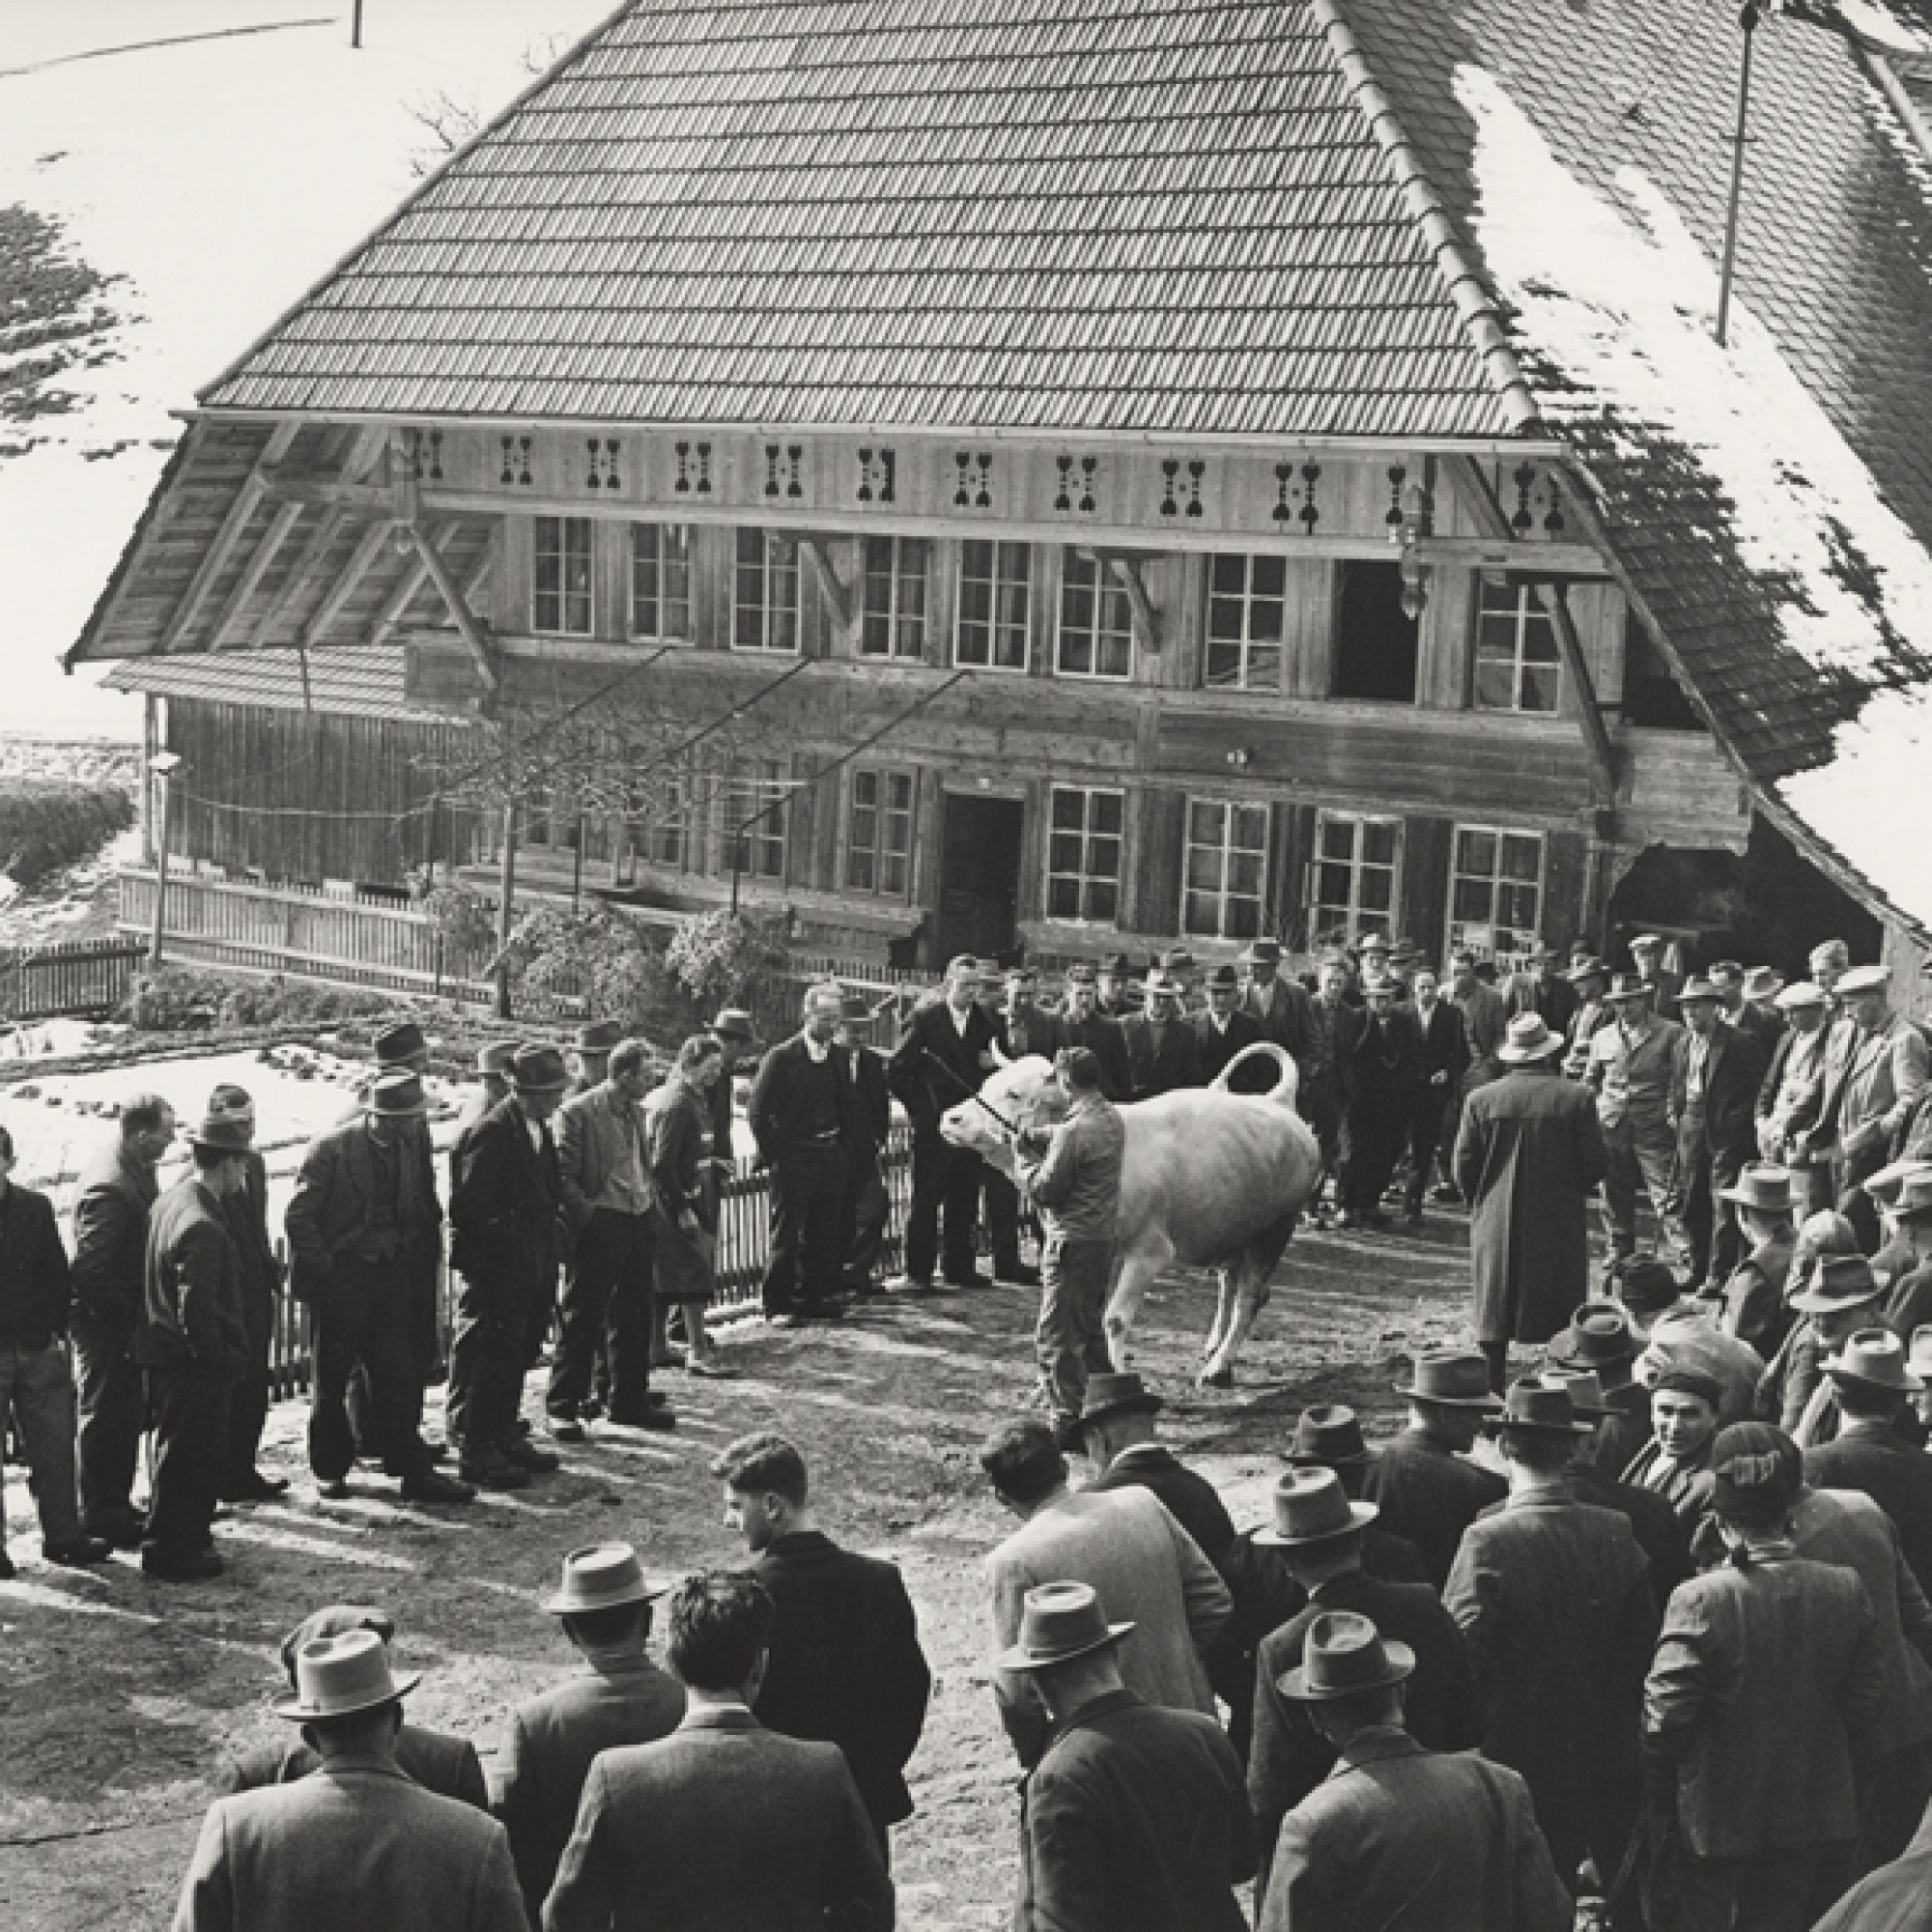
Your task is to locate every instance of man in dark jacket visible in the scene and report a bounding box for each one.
[1805,1328,1932,1596]
[749,982,854,1324]
[448,1043,569,1491]
[1404,964,1469,1223]
[1006,1579,1255,1932]
[137,1112,255,1581]
[715,1432,930,1859]
[887,954,997,1292]
[1190,966,1264,1090]
[1673,978,1771,1290]
[1245,1470,1482,1903]
[1056,966,1132,1102]
[498,1546,683,1919]
[286,1072,470,1506]
[1120,971,1204,1099]
[1237,939,1315,1072]
[0,1124,109,1577]
[70,1092,174,1548]
[1337,979,1422,1229]
[835,996,895,1297]
[1073,1371,1235,1570]
[980,967,1055,1287]
[1504,938,1581,1037]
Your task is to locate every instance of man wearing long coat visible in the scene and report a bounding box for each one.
[1455,1013,1609,1381]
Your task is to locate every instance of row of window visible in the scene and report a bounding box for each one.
[529,519,1568,715]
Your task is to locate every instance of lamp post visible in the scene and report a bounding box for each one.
[1716,0,1765,349]
[147,751,184,971]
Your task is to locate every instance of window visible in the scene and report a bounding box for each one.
[1448,825,1545,964]
[954,540,1032,669]
[1183,800,1268,940]
[1333,559,1418,701]
[1312,813,1401,945]
[1475,582,1562,713]
[532,516,593,636]
[630,523,693,641]
[846,768,915,895]
[1056,550,1134,680]
[1045,786,1123,923]
[861,536,929,658]
[1206,554,1286,690]
[724,757,788,879]
[733,528,801,651]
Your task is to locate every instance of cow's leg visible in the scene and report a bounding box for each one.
[1101,1236,1173,1372]
[1200,1211,1300,1387]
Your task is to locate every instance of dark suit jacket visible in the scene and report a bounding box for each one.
[887,997,994,1132]
[1017,1690,1254,1932]
[1359,1428,1507,1591]
[1341,1005,1423,1105]
[1260,1729,1571,1932]
[748,1035,854,1168]
[1240,977,1315,1065]
[70,1139,159,1326]
[1568,1462,1691,1607]
[498,1651,686,1918]
[749,1530,931,1832]
[285,1117,442,1303]
[449,1096,561,1281]
[1249,1573,1483,1898]
[1734,1001,1785,1051]
[544,1706,892,1932]
[1119,1013,1204,1099]
[842,1044,893,1152]
[1189,1009,1264,1090]
[137,1176,249,1375]
[1592,1378,1655,1484]
[0,1181,71,1347]
[174,1755,525,1932]
[221,1723,489,1811]
[1672,1021,1770,1162]
[1806,1425,1932,1600]
[1505,969,1579,1038]
[1057,1011,1133,1102]
[1414,998,1471,1086]
[996,1008,1065,1065]
[1089,1447,1237,1570]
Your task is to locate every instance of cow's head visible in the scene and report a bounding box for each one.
[940,1050,1068,1179]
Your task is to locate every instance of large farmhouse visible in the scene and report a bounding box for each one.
[68,0,1932,1000]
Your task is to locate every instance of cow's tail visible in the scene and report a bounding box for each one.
[1211,1041,1299,1108]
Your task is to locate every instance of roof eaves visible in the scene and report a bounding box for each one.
[65,424,198,669]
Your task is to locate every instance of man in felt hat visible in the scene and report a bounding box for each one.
[455,1039,521,1144]
[546,1570,892,1932]
[1072,1372,1235,1573]
[1629,932,1684,1020]
[1759,980,1833,1211]
[70,1091,175,1548]
[1810,964,1930,1252]
[1095,952,1137,1020]
[1013,1047,1126,1443]
[1713,957,1781,1050]
[831,993,895,1298]
[1881,1169,1932,1344]
[1298,957,1361,1219]
[1120,969,1204,1100]
[1056,965,1132,1102]
[222,1604,488,1806]
[1455,1012,1610,1388]
[286,1070,473,1507]
[980,966,1054,1287]
[568,1018,622,1096]
[1444,1380,1658,1898]
[135,1107,257,1581]
[1643,1423,1886,1932]
[173,1630,524,1932]
[886,954,998,1293]
[1237,937,1315,1068]
[1707,1164,1800,1355]
[1560,954,1617,1080]
[0,1122,111,1579]
[1622,1367,1724,1528]
[498,1544,683,1918]
[1433,946,1511,1206]
[1504,936,1580,1040]
[1262,1609,1570,1932]
[1804,1330,1932,1594]
[1190,963,1264,1091]
[1005,1581,1255,1932]
[980,1418,1231,1768]
[1772,1255,1890,1446]
[203,1084,286,1506]
[1548,1300,1655,1478]
[1247,1474,1481,1900]
[1811,937,1853,1004]
[447,1043,571,1489]
[1403,961,1469,1223]
[1353,930,1398,997]
[1673,976,1771,1290]
[714,1433,931,1859]
[1618,1253,1766,1425]
[1335,975,1421,1230]
[1742,962,1789,1032]
[1589,970,1689,1269]
[1359,1351,1506,1590]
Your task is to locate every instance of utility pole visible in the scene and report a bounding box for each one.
[146,752,184,971]
[1716,0,1764,349]
[495,802,517,1019]
[352,0,364,48]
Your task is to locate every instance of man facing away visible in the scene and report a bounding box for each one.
[172,1630,524,1932]
[1007,1580,1255,1932]
[543,1570,893,1932]
[981,1418,1231,1767]
[1073,1370,1235,1573]
[1590,976,1688,1270]
[713,1432,931,1861]
[498,1545,684,1922]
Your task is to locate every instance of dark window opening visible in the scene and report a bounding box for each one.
[1622,611,1702,729]
[1334,560,1418,702]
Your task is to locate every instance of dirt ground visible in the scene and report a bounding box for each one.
[0,1215,1481,1930]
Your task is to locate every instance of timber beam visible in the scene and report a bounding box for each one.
[160,419,301,651]
[204,498,305,651]
[404,522,499,695]
[803,536,851,632]
[246,507,349,649]
[1534,581,1620,813]
[299,518,395,646]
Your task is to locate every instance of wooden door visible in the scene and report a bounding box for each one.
[936,794,1026,964]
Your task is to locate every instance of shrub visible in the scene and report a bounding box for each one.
[116,969,392,1034]
[665,908,788,1012]
[0,780,134,891]
[497,903,690,1033]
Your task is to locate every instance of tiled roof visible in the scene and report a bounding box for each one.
[103,646,448,724]
[201,0,1520,440]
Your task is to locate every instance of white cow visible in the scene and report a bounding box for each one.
[940,1042,1321,1386]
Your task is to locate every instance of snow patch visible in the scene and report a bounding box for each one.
[1456,60,1932,677]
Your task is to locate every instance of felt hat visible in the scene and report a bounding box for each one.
[1278,1610,1414,1702]
[1719,1164,1795,1215]
[1395,1352,1502,1408]
[364,1070,427,1119]
[1065,962,1099,985]
[277,1605,396,1686]
[1004,964,1038,983]
[201,1085,256,1143]
[574,1020,623,1055]
[1892,1172,1932,1224]
[1205,964,1240,991]
[540,1542,667,1616]
[1774,980,1827,1013]
[1497,1013,1562,1064]
[1837,965,1889,996]
[1826,1327,1925,1394]
[1548,1304,1639,1369]
[1677,977,1721,1006]
[1159,949,1196,976]
[272,1629,419,1722]
[1143,970,1185,999]
[839,993,874,1023]
[1743,967,1786,1001]
[512,1044,570,1094]
[1615,1255,1684,1314]
[1357,932,1392,955]
[1066,1372,1162,1441]
[1908,1326,1932,1383]
[1484,1378,1593,1438]
[709,1009,757,1042]
[1252,1466,1378,1547]
[1099,953,1132,977]
[944,954,981,982]
[188,1111,256,1152]
[1566,955,1610,984]
[1863,1160,1932,1208]
[476,1040,521,1075]
[1651,1367,1723,1410]
[996,1582,1134,1673]
[1389,936,1421,964]
[1710,1423,1803,1527]
[372,1020,427,1065]
[1240,939,1285,966]
[1540,1368,1608,1418]
[1056,1046,1103,1089]
[1603,973,1654,1005]
[1287,1405,1376,1469]
[1630,933,1666,954]
[1791,1254,1887,1315]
